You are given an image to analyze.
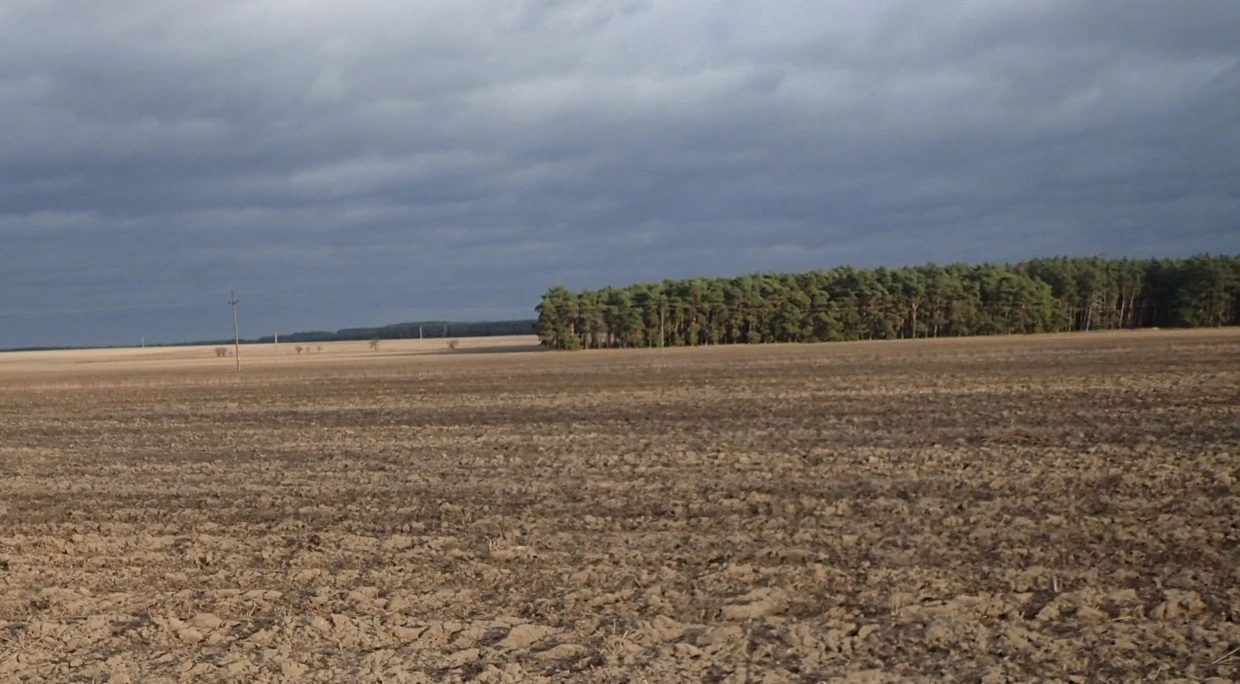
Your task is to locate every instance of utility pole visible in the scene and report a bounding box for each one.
[274,329,278,357]
[229,291,241,371]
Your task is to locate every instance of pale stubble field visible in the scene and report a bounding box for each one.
[1,331,1238,682]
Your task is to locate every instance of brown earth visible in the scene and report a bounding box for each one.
[1,330,1238,682]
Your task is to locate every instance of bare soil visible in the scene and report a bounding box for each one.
[1,330,1238,682]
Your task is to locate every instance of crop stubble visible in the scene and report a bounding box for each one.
[0,331,1238,682]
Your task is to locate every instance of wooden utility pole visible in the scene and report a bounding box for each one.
[229,291,241,371]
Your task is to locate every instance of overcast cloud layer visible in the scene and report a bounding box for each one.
[2,1,1238,346]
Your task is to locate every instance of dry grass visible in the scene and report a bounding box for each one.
[0,335,541,375]
[1,329,1238,682]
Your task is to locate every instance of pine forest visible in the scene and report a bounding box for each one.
[535,255,1240,350]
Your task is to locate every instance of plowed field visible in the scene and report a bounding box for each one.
[1,331,1238,682]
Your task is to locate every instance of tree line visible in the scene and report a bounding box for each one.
[177,320,534,348]
[2,319,537,353]
[535,255,1240,350]
[251,319,535,345]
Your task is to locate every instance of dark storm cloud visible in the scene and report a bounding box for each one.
[1,0,1238,346]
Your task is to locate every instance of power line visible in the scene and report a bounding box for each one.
[0,301,219,317]
[0,296,530,319]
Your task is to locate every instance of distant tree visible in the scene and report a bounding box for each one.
[446,338,460,350]
[369,338,381,351]
[295,345,303,355]
[535,254,1240,350]
[214,347,228,358]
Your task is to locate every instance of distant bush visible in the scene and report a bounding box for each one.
[446,338,460,350]
[214,347,228,358]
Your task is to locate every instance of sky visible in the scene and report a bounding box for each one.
[2,1,1238,347]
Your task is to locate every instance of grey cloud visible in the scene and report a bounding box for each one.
[1,0,1238,347]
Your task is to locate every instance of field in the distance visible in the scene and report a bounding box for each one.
[0,335,541,375]
[1,330,1238,682]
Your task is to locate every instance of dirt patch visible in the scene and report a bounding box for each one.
[1,330,1239,681]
